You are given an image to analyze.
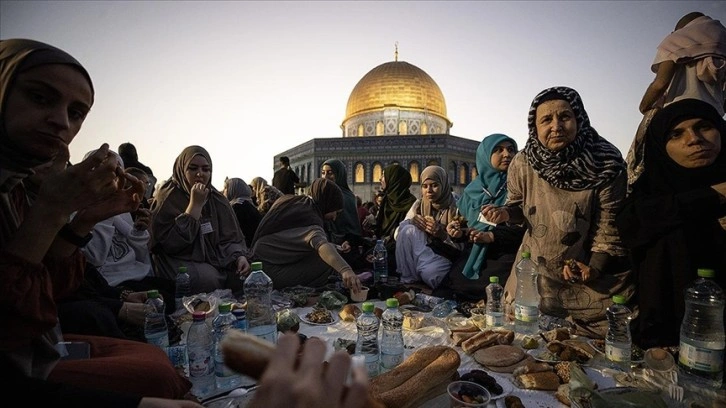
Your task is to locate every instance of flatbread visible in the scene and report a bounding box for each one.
[484,354,534,374]
[473,344,525,367]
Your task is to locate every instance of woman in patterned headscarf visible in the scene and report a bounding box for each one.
[487,86,634,338]
[395,166,464,289]
[223,177,262,247]
[250,176,284,215]
[150,146,250,294]
[251,178,362,292]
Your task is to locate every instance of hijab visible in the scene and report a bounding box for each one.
[458,134,518,279]
[149,145,244,251]
[522,86,625,191]
[322,158,362,238]
[253,178,343,241]
[417,165,457,225]
[635,98,726,195]
[376,164,416,239]
[1,39,94,248]
[224,177,253,206]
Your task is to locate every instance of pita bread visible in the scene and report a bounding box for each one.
[473,344,524,367]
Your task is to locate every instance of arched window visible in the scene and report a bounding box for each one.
[398,120,407,135]
[376,121,384,136]
[421,122,428,135]
[372,163,383,184]
[355,162,365,183]
[357,124,364,137]
[408,161,420,183]
[471,166,478,180]
[449,161,457,185]
[459,163,468,186]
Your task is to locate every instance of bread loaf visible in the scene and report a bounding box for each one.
[339,304,361,322]
[514,371,561,391]
[370,346,461,408]
[555,383,572,406]
[452,331,477,346]
[461,328,514,354]
[512,361,552,376]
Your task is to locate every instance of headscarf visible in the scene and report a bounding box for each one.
[634,98,726,195]
[250,176,283,214]
[458,134,518,279]
[149,145,244,252]
[224,177,253,206]
[253,178,343,241]
[417,166,456,224]
[250,177,268,203]
[376,164,416,239]
[1,39,94,247]
[322,159,362,238]
[522,86,625,191]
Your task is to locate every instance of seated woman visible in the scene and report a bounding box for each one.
[395,166,464,290]
[375,164,416,273]
[0,38,191,402]
[150,145,250,295]
[250,176,284,215]
[223,177,262,247]
[321,159,366,269]
[251,178,362,293]
[487,87,634,338]
[440,134,525,301]
[616,99,726,349]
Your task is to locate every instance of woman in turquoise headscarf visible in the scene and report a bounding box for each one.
[442,134,525,300]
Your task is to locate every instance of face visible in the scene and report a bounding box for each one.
[535,99,578,151]
[321,164,336,181]
[376,195,383,206]
[184,154,211,186]
[421,178,441,201]
[4,64,93,161]
[490,141,516,172]
[665,118,722,169]
[380,173,387,190]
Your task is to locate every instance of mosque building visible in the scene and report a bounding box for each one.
[275,50,479,202]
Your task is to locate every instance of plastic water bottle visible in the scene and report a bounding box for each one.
[679,268,725,387]
[187,311,216,398]
[175,266,191,312]
[244,262,277,343]
[605,295,632,372]
[486,276,504,328]
[380,298,404,371]
[232,309,247,331]
[355,301,380,377]
[143,289,169,349]
[373,239,388,283]
[213,303,242,390]
[514,251,540,335]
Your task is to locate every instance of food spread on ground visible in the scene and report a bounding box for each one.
[303,307,334,324]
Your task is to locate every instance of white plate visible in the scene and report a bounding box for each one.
[300,311,338,326]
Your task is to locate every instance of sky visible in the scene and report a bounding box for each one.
[1,1,724,190]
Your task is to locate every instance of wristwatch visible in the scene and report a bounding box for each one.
[58,223,93,247]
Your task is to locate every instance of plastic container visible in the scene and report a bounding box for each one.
[679,268,725,388]
[373,239,388,283]
[243,262,277,343]
[485,276,504,328]
[143,289,169,349]
[514,251,540,335]
[605,294,632,372]
[213,303,242,390]
[187,311,216,398]
[175,266,191,312]
[355,301,380,377]
[380,298,404,371]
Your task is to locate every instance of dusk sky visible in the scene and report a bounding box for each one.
[2,1,724,189]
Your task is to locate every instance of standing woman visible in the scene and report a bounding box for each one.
[616,99,726,349]
[487,87,634,337]
[443,134,525,300]
[223,177,262,248]
[150,146,250,294]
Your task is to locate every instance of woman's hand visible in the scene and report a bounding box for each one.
[480,205,509,225]
[119,302,147,326]
[563,259,598,283]
[126,291,148,303]
[468,229,494,244]
[413,215,445,239]
[341,270,362,294]
[338,241,351,254]
[249,334,368,408]
[133,208,152,231]
[446,221,464,239]
[185,182,209,219]
[236,256,251,277]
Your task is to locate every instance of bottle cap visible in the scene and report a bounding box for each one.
[147,289,160,298]
[218,302,232,313]
[376,239,383,244]
[697,268,715,278]
[386,298,399,308]
[192,311,206,321]
[178,266,188,274]
[612,294,626,304]
[361,302,375,313]
[521,251,531,259]
[489,276,499,284]
[251,261,263,271]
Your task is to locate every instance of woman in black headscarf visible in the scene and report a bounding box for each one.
[616,98,726,349]
[252,178,362,292]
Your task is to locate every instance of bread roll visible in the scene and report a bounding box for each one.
[370,346,461,408]
[514,371,561,391]
[461,328,514,354]
[556,383,572,406]
[339,304,361,322]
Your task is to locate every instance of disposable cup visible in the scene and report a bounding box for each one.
[351,286,369,302]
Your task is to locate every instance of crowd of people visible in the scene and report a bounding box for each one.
[1,10,725,407]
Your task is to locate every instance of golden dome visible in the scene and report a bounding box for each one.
[344,61,449,123]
